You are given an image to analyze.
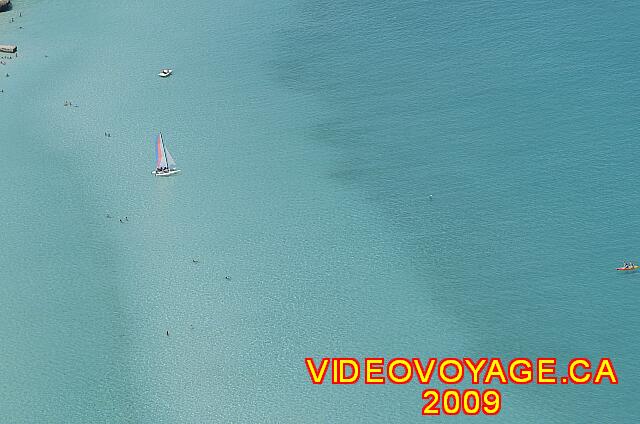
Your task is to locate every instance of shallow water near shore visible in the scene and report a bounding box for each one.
[1,0,639,422]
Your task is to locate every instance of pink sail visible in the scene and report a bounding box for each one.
[156,133,165,168]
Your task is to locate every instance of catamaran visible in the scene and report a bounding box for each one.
[152,133,181,176]
[617,261,639,271]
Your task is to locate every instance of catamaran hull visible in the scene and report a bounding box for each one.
[152,169,181,176]
[616,266,639,271]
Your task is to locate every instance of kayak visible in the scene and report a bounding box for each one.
[616,265,640,271]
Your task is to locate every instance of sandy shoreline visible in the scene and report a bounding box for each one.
[0,4,22,88]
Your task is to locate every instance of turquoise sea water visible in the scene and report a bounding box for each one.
[1,0,639,422]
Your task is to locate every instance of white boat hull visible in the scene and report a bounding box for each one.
[152,169,181,176]
[158,69,172,77]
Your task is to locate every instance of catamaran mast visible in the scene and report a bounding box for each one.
[161,132,169,169]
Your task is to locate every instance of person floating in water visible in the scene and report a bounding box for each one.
[166,330,169,336]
